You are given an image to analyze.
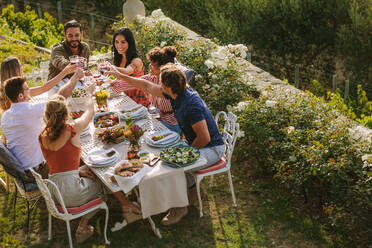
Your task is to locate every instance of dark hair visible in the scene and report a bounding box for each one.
[112,27,141,67]
[64,20,82,33]
[146,46,177,66]
[160,64,187,95]
[4,76,26,102]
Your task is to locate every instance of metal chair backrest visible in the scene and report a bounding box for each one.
[30,169,68,219]
[215,111,240,169]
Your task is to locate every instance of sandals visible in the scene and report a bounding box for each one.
[76,225,94,244]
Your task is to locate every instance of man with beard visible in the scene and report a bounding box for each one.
[48,20,90,81]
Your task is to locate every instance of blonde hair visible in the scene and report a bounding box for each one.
[43,95,69,141]
[0,57,22,111]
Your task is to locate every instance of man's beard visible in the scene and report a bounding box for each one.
[67,40,81,48]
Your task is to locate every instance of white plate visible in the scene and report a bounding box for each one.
[145,130,179,145]
[119,106,147,120]
[90,156,119,168]
[87,148,119,165]
[146,135,181,148]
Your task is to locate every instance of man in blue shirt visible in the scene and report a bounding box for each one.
[107,64,225,225]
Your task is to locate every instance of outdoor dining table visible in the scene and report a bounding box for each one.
[32,90,208,238]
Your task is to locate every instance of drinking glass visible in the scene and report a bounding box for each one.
[69,55,79,65]
[77,57,87,72]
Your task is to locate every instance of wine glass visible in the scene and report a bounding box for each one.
[77,57,87,72]
[69,55,79,65]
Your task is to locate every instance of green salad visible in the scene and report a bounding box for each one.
[160,146,199,166]
[71,88,87,98]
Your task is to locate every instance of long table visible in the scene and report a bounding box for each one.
[76,94,207,237]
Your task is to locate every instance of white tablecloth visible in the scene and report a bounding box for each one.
[78,94,208,219]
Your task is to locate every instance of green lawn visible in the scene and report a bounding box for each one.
[0,158,333,248]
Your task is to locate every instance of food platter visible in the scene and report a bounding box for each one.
[93,112,120,129]
[160,145,200,168]
[96,125,127,144]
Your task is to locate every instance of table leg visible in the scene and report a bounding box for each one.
[148,217,162,238]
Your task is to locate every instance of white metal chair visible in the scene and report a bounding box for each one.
[193,111,239,217]
[30,169,110,248]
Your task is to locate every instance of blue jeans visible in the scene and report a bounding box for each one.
[160,121,182,135]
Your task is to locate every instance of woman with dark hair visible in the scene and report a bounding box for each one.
[110,27,149,106]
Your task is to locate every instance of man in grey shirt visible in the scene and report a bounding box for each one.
[48,19,90,80]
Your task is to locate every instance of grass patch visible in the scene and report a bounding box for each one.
[0,158,341,247]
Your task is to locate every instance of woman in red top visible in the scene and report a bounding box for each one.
[39,87,140,243]
[110,28,149,106]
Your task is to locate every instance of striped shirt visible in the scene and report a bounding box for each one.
[111,63,149,107]
[143,74,178,126]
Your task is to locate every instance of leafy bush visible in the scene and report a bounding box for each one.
[235,88,372,246]
[0,38,49,74]
[1,4,64,48]
[327,85,372,128]
[144,0,371,94]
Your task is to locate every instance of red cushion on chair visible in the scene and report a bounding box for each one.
[195,156,227,174]
[56,197,102,214]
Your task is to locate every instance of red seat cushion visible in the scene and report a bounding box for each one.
[56,197,102,214]
[195,156,227,174]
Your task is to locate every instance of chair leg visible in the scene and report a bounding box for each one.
[48,213,52,240]
[195,175,203,217]
[26,200,30,234]
[227,170,237,207]
[5,174,10,192]
[103,207,110,245]
[13,187,18,222]
[65,220,73,248]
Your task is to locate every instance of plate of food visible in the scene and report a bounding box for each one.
[93,112,120,129]
[107,159,153,193]
[160,145,200,168]
[96,125,127,144]
[145,130,180,147]
[119,105,148,120]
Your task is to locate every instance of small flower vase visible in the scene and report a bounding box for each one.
[96,97,108,112]
[127,140,140,160]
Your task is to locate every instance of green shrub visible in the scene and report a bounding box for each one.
[144,0,371,94]
[235,88,372,245]
[0,39,49,74]
[1,4,64,48]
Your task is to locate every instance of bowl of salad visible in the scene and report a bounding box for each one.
[160,145,200,168]
[69,88,88,105]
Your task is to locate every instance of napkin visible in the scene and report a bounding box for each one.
[88,148,116,164]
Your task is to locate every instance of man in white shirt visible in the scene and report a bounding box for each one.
[1,67,84,178]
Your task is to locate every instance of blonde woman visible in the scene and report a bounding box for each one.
[39,91,141,243]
